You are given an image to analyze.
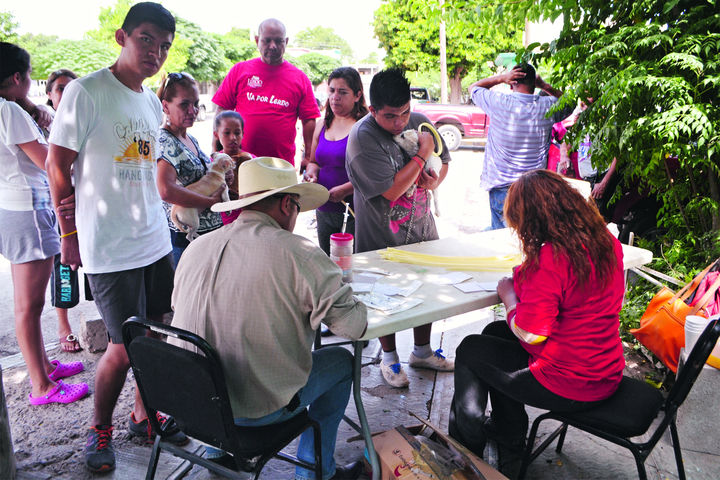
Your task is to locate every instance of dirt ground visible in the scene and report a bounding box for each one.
[3,345,150,479]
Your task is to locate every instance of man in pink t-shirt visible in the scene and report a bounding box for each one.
[212,18,320,168]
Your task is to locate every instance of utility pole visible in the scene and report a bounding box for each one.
[439,0,448,104]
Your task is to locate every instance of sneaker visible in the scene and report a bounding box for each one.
[128,412,189,445]
[408,349,455,372]
[85,425,115,472]
[380,362,409,388]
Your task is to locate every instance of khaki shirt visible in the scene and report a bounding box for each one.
[169,210,367,418]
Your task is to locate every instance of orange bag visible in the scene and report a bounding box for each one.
[631,261,720,372]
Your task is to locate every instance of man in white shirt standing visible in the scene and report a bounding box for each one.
[46,2,187,472]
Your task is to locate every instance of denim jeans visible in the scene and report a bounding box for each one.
[488,186,510,230]
[448,321,602,457]
[206,346,354,480]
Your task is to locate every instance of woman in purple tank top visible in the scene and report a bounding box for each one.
[304,67,369,255]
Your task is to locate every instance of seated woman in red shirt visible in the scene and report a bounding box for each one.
[449,169,626,457]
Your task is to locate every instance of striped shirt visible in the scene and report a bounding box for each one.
[473,87,572,190]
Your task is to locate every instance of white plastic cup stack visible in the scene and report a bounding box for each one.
[685,315,712,353]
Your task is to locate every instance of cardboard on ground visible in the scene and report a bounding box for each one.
[370,414,508,480]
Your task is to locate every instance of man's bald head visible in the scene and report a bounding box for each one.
[258,18,286,37]
[256,19,288,65]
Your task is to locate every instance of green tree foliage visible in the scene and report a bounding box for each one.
[31,39,118,79]
[404,0,720,359]
[214,27,257,66]
[84,0,132,52]
[82,0,238,85]
[374,0,523,103]
[361,51,380,64]
[289,52,342,86]
[17,33,60,58]
[175,18,226,82]
[293,26,354,62]
[0,11,18,42]
[437,0,720,261]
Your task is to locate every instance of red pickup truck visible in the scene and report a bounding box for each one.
[412,102,489,151]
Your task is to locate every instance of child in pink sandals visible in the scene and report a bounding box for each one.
[29,360,87,405]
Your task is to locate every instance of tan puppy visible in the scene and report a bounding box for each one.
[393,129,443,216]
[171,153,235,241]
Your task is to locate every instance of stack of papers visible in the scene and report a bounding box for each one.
[354,292,423,315]
[351,277,423,298]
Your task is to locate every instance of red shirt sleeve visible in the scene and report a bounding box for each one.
[212,63,242,111]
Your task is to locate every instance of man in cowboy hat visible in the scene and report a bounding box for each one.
[170,157,367,480]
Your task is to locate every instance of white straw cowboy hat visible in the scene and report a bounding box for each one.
[211,157,329,213]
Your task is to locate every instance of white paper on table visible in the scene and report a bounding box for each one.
[383,298,423,315]
[372,283,402,296]
[397,280,423,297]
[354,292,423,314]
[354,268,391,276]
[350,283,374,293]
[434,272,473,285]
[353,274,379,285]
[454,281,498,293]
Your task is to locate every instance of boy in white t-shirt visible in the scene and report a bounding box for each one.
[46,2,186,472]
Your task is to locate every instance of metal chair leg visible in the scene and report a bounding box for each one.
[518,417,543,480]
[555,423,568,453]
[632,450,648,480]
[145,436,162,480]
[669,418,686,480]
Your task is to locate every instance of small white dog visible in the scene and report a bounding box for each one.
[171,152,235,241]
[393,129,442,216]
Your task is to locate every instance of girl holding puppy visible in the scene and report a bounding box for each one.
[213,110,255,225]
[156,73,226,266]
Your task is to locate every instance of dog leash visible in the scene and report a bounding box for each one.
[418,122,443,156]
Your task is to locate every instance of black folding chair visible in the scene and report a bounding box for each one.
[518,319,720,480]
[122,316,323,480]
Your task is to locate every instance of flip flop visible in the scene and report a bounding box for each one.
[60,334,82,353]
[48,359,84,381]
[28,380,89,405]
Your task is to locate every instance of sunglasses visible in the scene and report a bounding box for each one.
[167,72,194,82]
[160,72,195,101]
[288,197,301,213]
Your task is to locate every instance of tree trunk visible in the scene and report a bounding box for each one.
[449,69,463,104]
[709,164,720,231]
